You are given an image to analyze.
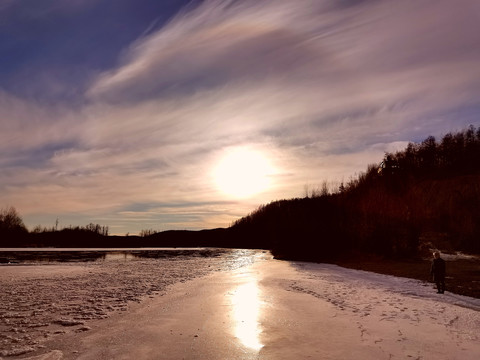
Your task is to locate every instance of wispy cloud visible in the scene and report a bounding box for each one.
[1,0,480,234]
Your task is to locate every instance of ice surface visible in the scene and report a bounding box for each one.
[0,249,258,357]
[1,251,479,359]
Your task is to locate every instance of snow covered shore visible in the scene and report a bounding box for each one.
[1,250,479,359]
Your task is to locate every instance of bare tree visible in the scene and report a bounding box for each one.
[0,206,27,231]
[139,229,157,237]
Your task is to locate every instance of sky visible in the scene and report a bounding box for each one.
[1,0,479,235]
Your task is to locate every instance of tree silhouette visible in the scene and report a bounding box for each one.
[0,206,28,246]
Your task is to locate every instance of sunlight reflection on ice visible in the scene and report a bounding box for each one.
[231,280,263,351]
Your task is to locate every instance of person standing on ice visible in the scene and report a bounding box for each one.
[430,251,446,294]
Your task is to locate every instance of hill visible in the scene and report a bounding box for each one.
[229,125,480,261]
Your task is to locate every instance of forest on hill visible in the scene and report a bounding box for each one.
[1,126,479,262]
[229,125,480,260]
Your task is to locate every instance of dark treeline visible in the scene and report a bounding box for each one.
[0,204,234,248]
[0,210,112,247]
[230,125,480,261]
[1,126,479,260]
[0,204,233,248]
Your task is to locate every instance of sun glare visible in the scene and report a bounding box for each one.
[213,148,273,198]
[231,281,263,350]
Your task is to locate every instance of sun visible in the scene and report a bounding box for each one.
[213,147,274,198]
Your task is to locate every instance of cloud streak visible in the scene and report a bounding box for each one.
[1,0,480,234]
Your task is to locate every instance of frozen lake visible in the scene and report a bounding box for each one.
[1,250,479,359]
